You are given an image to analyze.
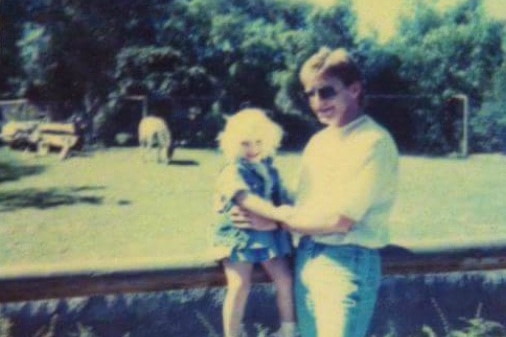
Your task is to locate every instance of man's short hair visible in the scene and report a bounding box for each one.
[299,47,362,88]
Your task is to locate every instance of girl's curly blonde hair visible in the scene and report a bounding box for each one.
[218,108,283,161]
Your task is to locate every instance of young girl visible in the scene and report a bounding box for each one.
[212,108,297,337]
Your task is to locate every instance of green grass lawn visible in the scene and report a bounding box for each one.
[0,147,505,275]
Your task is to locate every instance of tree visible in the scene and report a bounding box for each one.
[389,0,503,153]
[17,0,166,119]
[0,0,25,96]
[473,39,506,152]
[357,40,416,152]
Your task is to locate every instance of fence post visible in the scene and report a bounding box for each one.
[453,94,469,158]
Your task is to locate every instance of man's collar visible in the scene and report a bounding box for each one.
[342,115,367,135]
[327,115,367,137]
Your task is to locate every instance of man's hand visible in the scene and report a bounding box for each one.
[228,205,278,231]
[247,212,278,231]
[228,205,250,227]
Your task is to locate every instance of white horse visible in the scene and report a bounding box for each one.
[138,116,173,164]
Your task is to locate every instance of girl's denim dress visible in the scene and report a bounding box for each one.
[212,158,292,263]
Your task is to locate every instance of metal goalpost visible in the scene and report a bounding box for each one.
[0,99,29,122]
[452,94,469,158]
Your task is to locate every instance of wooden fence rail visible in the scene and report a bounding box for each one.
[2,245,506,303]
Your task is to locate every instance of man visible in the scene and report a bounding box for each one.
[233,47,398,337]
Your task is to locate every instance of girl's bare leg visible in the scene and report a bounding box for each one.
[262,257,296,336]
[223,260,253,337]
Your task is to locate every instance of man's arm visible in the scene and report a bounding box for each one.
[232,196,354,235]
[234,191,285,222]
[232,189,355,234]
[277,206,355,235]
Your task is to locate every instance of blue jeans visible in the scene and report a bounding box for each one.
[295,237,381,337]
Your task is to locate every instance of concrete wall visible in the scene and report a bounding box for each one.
[2,270,506,337]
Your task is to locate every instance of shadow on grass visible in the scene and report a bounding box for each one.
[169,159,199,166]
[0,162,46,183]
[0,186,105,212]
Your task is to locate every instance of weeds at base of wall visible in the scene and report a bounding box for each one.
[0,314,101,337]
[372,300,506,337]
[370,318,506,337]
[0,315,12,337]
[1,314,505,337]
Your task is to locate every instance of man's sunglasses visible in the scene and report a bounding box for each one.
[304,85,338,100]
